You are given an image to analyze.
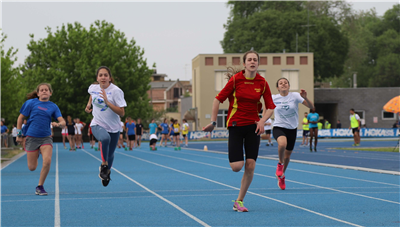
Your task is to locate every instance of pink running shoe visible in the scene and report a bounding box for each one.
[276,163,284,177]
[277,175,286,190]
[232,200,248,212]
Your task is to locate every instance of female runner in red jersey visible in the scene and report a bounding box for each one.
[203,50,275,212]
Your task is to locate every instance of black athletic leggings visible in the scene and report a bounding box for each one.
[228,124,260,162]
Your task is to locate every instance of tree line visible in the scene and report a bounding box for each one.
[1,21,159,128]
[222,1,400,87]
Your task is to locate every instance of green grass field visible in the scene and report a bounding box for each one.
[1,148,24,163]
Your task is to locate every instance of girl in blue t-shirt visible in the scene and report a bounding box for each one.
[307,108,320,152]
[159,118,170,147]
[16,83,66,196]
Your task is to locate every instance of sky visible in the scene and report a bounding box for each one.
[2,0,399,81]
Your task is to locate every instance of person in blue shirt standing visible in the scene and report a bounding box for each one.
[307,108,319,152]
[149,119,158,136]
[16,83,66,196]
[125,117,136,150]
[1,121,9,148]
[159,118,170,147]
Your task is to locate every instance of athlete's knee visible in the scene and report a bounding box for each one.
[230,163,243,172]
[244,159,256,172]
[28,164,37,171]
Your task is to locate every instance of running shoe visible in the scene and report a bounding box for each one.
[64,146,67,149]
[352,144,357,146]
[271,143,273,146]
[102,170,111,187]
[232,200,248,212]
[118,145,121,148]
[314,147,317,152]
[35,185,48,196]
[355,144,360,146]
[99,165,109,180]
[275,163,284,177]
[266,143,270,146]
[276,175,286,190]
[310,146,313,152]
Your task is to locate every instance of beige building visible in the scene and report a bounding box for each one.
[191,53,314,130]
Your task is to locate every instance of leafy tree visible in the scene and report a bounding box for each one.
[21,20,154,123]
[331,4,400,88]
[222,1,348,80]
[1,33,24,127]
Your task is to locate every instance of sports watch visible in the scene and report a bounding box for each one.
[211,121,217,126]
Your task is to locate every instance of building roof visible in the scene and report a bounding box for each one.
[149,81,176,88]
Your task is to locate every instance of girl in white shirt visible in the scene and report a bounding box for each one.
[85,66,127,187]
[272,78,314,190]
[75,119,84,149]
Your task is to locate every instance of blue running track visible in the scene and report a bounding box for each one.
[2,140,399,226]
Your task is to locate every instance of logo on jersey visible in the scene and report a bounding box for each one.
[93,97,109,111]
[281,105,290,111]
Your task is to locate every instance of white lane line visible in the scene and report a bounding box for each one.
[4,191,400,203]
[183,147,400,175]
[82,149,210,227]
[1,151,26,170]
[54,145,60,227]
[118,152,363,227]
[126,150,400,205]
[163,149,400,187]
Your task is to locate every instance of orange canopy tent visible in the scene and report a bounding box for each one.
[383,95,400,114]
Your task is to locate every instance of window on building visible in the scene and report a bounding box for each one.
[217,110,229,128]
[287,57,294,65]
[354,110,366,126]
[273,57,281,65]
[205,57,213,66]
[215,71,229,91]
[257,70,266,78]
[260,57,267,65]
[281,70,299,90]
[219,57,226,66]
[232,57,240,65]
[300,56,308,65]
[173,87,181,98]
[382,111,396,120]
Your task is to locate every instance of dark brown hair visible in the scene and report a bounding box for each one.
[26,83,53,100]
[96,66,115,83]
[225,50,260,80]
[276,78,290,87]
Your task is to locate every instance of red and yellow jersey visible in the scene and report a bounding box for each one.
[216,70,276,127]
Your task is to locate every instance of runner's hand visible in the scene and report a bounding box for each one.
[300,89,307,98]
[202,123,215,132]
[85,104,92,113]
[255,121,265,135]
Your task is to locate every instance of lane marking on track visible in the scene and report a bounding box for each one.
[161,149,400,187]
[117,151,364,227]
[4,190,400,204]
[82,149,210,227]
[183,147,400,175]
[55,145,60,227]
[124,150,400,205]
